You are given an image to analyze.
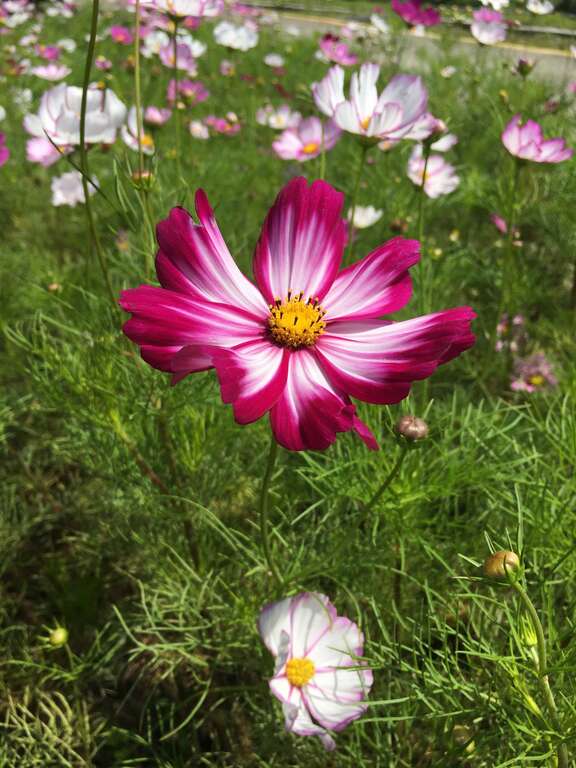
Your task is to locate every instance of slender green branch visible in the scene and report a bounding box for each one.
[416,144,431,317]
[79,0,114,304]
[494,158,521,348]
[346,143,369,264]
[171,19,182,180]
[511,580,569,768]
[365,444,408,516]
[259,436,282,586]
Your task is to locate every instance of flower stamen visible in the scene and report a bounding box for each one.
[286,657,315,687]
[268,292,326,348]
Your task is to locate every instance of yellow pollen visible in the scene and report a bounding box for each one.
[141,134,154,148]
[286,657,315,687]
[528,374,545,387]
[268,292,326,348]
[360,117,371,131]
[302,142,319,155]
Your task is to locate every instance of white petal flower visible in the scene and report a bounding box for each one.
[347,205,383,229]
[51,170,96,207]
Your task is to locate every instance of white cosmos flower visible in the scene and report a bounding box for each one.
[264,53,285,67]
[347,205,383,229]
[258,593,373,752]
[57,38,77,52]
[145,0,223,18]
[313,63,428,141]
[370,13,390,35]
[526,0,554,13]
[407,145,460,198]
[51,170,96,207]
[213,21,259,51]
[256,104,301,130]
[121,106,155,155]
[480,0,509,8]
[24,83,127,146]
[140,30,170,58]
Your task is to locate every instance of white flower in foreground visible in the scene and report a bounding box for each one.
[527,0,554,13]
[31,64,72,81]
[407,145,460,198]
[51,170,96,207]
[57,38,77,52]
[258,592,373,751]
[348,205,383,229]
[312,63,427,140]
[0,106,6,122]
[214,21,258,51]
[480,0,509,8]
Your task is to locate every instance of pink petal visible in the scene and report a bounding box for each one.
[210,339,290,424]
[119,285,264,376]
[322,237,419,321]
[156,193,268,317]
[316,308,476,404]
[269,350,377,451]
[253,178,346,304]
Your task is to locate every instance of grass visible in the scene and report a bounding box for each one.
[1,2,576,766]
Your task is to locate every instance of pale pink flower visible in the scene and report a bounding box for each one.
[258,593,373,750]
[51,170,96,207]
[36,44,61,61]
[502,114,572,163]
[407,145,460,198]
[120,177,475,451]
[256,104,301,130]
[167,78,209,105]
[471,9,507,46]
[318,33,358,66]
[159,42,198,76]
[272,117,340,162]
[144,105,172,126]
[121,106,155,155]
[189,119,209,139]
[95,55,112,71]
[205,114,241,135]
[30,63,71,81]
[511,353,557,392]
[313,63,427,141]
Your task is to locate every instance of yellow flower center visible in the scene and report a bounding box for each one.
[302,142,319,155]
[268,292,326,348]
[285,657,315,687]
[528,374,545,387]
[141,134,154,148]
[360,117,371,131]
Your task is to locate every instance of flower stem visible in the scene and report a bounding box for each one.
[364,444,408,516]
[171,19,182,180]
[259,436,282,586]
[495,158,521,348]
[346,143,369,264]
[510,580,569,768]
[79,0,114,304]
[416,144,431,317]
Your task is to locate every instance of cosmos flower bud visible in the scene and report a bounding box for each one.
[395,415,429,442]
[520,614,537,647]
[515,58,535,78]
[131,170,155,190]
[49,627,69,647]
[483,550,520,580]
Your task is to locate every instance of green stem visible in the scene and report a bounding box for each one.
[346,143,369,264]
[365,444,408,516]
[416,144,431,317]
[319,120,326,181]
[511,581,569,768]
[172,19,181,180]
[259,436,282,586]
[79,0,114,304]
[494,159,521,347]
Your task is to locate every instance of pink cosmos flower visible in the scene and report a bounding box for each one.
[502,115,572,163]
[470,9,507,46]
[30,63,71,81]
[258,592,373,750]
[110,25,134,45]
[167,78,209,105]
[510,353,557,393]
[313,63,427,141]
[490,213,508,234]
[144,105,172,126]
[272,117,340,162]
[318,33,358,67]
[159,42,198,76]
[391,0,441,27]
[407,146,460,198]
[36,44,61,61]
[0,132,10,166]
[120,178,475,452]
[95,55,113,71]
[205,114,241,135]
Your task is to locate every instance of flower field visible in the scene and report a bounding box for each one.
[1,0,576,765]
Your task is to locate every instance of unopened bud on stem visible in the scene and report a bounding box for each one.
[483,550,520,580]
[395,415,429,442]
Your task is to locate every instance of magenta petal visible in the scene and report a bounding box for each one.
[156,193,268,317]
[316,307,476,405]
[322,236,420,321]
[253,177,346,304]
[269,350,377,451]
[210,339,290,424]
